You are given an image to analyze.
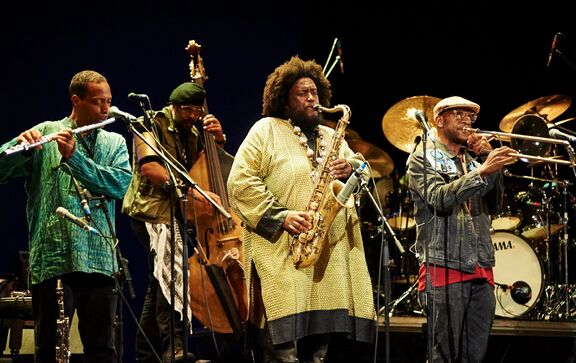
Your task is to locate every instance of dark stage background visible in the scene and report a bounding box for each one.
[1,2,576,362]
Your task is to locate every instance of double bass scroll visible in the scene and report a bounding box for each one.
[185,39,248,337]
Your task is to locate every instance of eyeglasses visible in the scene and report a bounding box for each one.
[446,109,478,123]
[178,105,204,116]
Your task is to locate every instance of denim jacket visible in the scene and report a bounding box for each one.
[407,138,502,273]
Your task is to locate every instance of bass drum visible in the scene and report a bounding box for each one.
[492,230,544,318]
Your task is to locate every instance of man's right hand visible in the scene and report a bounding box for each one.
[283,211,312,235]
[477,146,518,177]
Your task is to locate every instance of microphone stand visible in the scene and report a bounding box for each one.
[92,194,135,363]
[359,176,403,363]
[132,97,154,129]
[419,126,433,363]
[166,165,188,362]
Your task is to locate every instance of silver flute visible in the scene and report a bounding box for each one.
[3,117,116,156]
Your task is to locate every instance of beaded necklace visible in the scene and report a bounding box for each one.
[290,121,327,182]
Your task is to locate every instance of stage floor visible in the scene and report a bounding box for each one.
[382,315,576,337]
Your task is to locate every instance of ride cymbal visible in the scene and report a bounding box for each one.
[347,139,394,178]
[499,95,571,133]
[382,95,441,153]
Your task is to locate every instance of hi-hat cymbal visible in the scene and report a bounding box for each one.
[499,95,571,133]
[321,120,362,140]
[382,95,441,153]
[347,139,394,178]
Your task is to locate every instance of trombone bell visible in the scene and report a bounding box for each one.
[511,114,551,158]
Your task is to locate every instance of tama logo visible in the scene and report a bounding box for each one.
[493,239,513,251]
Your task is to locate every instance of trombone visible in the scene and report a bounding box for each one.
[463,126,574,166]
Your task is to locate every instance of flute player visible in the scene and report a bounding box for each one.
[0,70,131,362]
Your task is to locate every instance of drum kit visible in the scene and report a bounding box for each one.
[354,94,576,320]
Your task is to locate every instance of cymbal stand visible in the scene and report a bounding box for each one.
[389,280,421,316]
[560,181,570,318]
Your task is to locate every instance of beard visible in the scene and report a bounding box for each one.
[286,107,320,132]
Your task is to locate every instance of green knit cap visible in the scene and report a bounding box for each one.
[169,82,206,106]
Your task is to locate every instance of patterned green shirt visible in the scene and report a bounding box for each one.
[0,117,132,284]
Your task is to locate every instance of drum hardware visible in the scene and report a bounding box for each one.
[387,281,423,317]
[504,168,572,285]
[503,169,572,188]
[0,291,32,320]
[499,94,571,133]
[516,186,565,241]
[535,284,576,321]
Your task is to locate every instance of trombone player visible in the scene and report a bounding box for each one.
[407,96,517,362]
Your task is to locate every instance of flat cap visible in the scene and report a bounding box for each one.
[433,96,480,119]
[169,82,206,106]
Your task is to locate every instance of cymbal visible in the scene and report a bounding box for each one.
[347,139,394,178]
[321,120,362,140]
[382,95,441,153]
[499,95,571,133]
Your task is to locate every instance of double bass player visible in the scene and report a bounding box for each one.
[122,82,227,363]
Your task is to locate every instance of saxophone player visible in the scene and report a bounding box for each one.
[227,56,376,362]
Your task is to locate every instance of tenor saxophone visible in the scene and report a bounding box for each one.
[290,104,355,269]
[55,279,70,363]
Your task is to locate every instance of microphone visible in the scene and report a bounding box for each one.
[511,281,532,304]
[336,162,367,205]
[108,106,138,123]
[336,39,344,74]
[547,33,559,67]
[128,93,149,102]
[56,207,101,236]
[71,176,91,221]
[495,281,532,305]
[549,128,576,143]
[414,110,432,134]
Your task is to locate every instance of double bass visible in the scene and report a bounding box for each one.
[185,40,247,337]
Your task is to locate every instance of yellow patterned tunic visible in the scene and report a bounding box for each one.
[228,117,376,345]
